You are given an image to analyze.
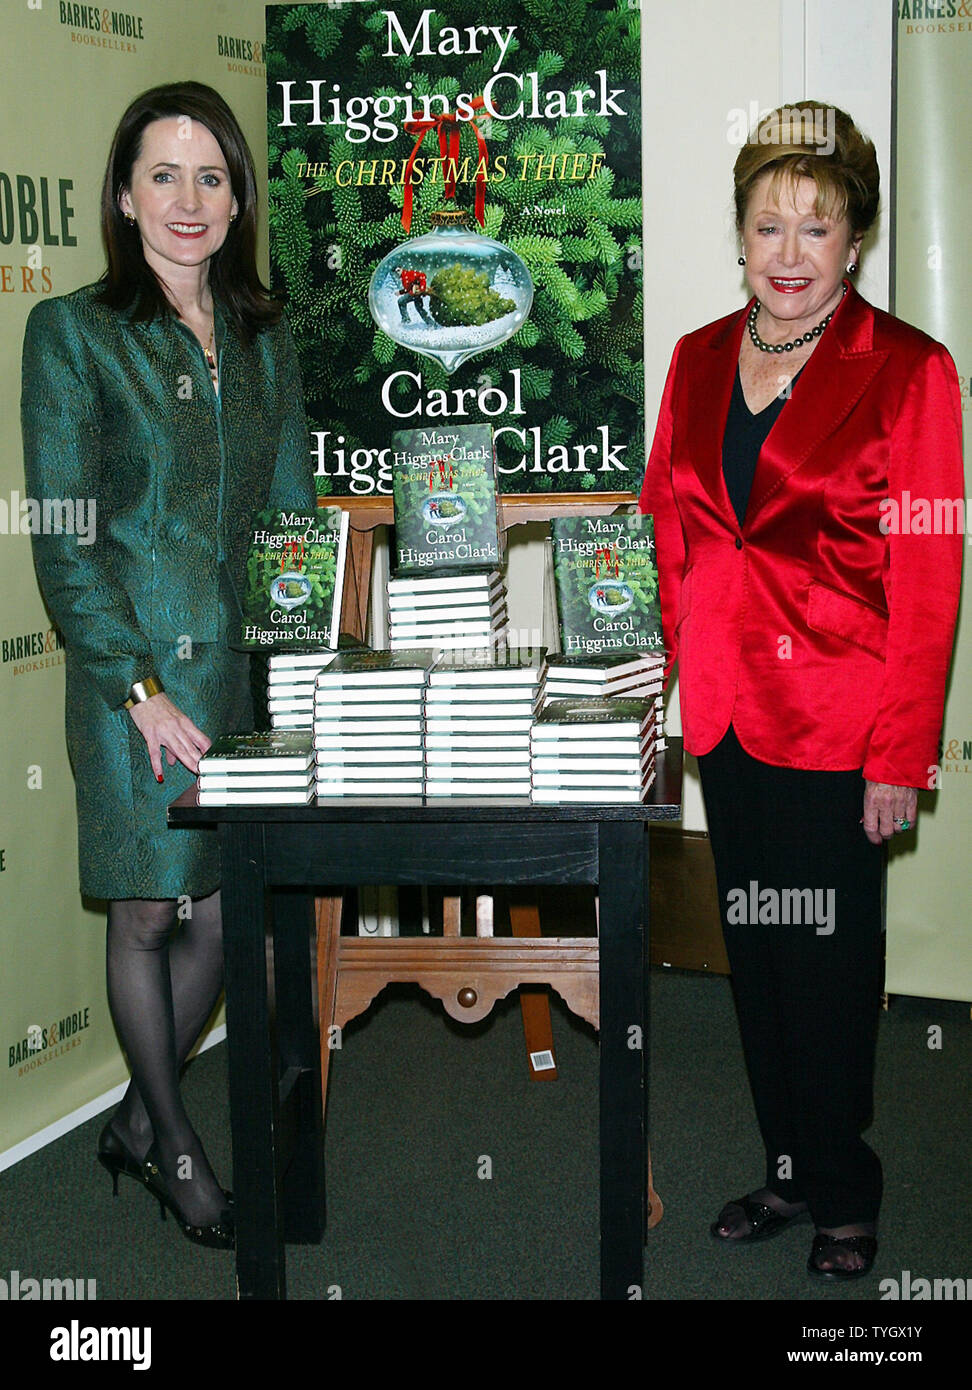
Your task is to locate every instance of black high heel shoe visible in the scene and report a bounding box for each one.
[141,1147,234,1250]
[97,1123,148,1196]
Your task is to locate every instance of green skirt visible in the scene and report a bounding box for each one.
[65,637,253,901]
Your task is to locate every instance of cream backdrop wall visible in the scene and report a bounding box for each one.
[0,0,275,1164]
[887,11,971,1000]
[1,0,965,1163]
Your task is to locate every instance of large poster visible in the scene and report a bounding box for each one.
[265,0,643,498]
[889,10,972,1001]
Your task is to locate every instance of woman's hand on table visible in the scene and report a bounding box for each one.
[862,781,918,844]
[128,693,211,780]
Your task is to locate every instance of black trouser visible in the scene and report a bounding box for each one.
[697,725,885,1226]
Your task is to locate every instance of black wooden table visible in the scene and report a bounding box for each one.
[169,739,682,1300]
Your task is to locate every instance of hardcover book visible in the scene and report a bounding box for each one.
[392,424,501,574]
[428,647,546,685]
[387,572,501,595]
[198,731,314,773]
[315,650,436,684]
[388,580,503,610]
[198,788,315,805]
[531,697,654,736]
[550,514,662,658]
[240,508,349,650]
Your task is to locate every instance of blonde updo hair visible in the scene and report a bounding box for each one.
[733,103,879,239]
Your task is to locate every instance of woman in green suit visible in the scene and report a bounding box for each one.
[21,83,316,1247]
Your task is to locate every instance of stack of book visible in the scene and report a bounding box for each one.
[196,732,315,805]
[530,698,656,804]
[387,571,508,651]
[538,651,664,704]
[267,652,335,729]
[537,651,666,753]
[389,424,507,653]
[424,648,544,798]
[313,650,435,798]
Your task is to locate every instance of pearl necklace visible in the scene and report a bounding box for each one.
[747,283,847,354]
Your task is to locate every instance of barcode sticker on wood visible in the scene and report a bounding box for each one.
[530,1050,556,1071]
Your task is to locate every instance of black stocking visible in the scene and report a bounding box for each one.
[105,892,228,1224]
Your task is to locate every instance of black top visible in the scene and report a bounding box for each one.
[722,368,801,527]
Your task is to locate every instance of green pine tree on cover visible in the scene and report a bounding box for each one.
[266,0,643,495]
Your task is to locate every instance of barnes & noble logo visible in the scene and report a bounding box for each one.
[217,34,264,63]
[58,4,145,39]
[8,1007,91,1074]
[1,626,65,676]
[898,0,972,31]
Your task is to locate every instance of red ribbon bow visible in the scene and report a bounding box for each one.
[281,539,305,572]
[594,546,620,579]
[402,98,489,232]
[428,457,455,491]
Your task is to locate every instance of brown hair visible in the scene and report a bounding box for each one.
[733,103,879,239]
[96,81,280,340]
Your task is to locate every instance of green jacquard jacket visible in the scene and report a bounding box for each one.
[21,283,318,712]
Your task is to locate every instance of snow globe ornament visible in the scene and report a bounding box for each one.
[368,209,534,374]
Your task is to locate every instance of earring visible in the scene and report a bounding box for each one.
[229,213,237,223]
[124,213,136,226]
[737,255,746,266]
[846,261,857,274]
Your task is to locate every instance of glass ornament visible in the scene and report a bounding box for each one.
[368,209,534,374]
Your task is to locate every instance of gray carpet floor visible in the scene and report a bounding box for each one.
[1,969,970,1304]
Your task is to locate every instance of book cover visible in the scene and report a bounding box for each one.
[199,731,314,772]
[316,649,436,682]
[428,647,546,683]
[241,508,349,650]
[265,1,642,500]
[391,423,501,573]
[550,514,662,658]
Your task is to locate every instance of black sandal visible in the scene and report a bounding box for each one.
[710,1193,810,1243]
[807,1232,877,1280]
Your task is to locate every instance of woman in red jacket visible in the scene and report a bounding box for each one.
[639,104,963,1279]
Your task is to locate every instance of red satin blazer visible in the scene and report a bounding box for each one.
[639,283,964,788]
